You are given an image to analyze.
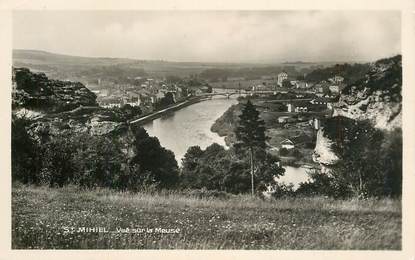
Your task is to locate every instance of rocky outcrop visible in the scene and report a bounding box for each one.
[313,55,402,168]
[312,127,339,169]
[332,55,401,131]
[12,68,129,139]
[13,67,98,113]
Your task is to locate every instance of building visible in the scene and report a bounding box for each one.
[281,139,295,150]
[277,72,288,87]
[101,101,122,108]
[251,84,271,92]
[286,103,293,112]
[295,81,308,89]
[310,97,328,105]
[277,116,291,123]
[309,117,321,130]
[125,95,141,107]
[329,85,340,93]
[333,75,344,84]
[310,97,334,110]
[155,90,166,101]
[287,102,308,113]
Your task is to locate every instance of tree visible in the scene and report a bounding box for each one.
[180,146,204,188]
[120,104,142,120]
[166,75,182,84]
[155,92,175,110]
[11,116,42,184]
[206,85,213,93]
[41,134,77,187]
[282,79,292,88]
[72,134,125,189]
[180,143,284,194]
[130,126,179,189]
[234,99,268,195]
[315,116,402,198]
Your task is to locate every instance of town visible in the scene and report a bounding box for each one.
[84,70,345,123]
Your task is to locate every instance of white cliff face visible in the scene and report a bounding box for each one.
[312,127,339,171]
[333,89,401,131]
[88,117,124,136]
[312,55,401,171]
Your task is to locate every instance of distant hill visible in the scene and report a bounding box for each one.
[304,62,371,84]
[13,49,135,66]
[13,49,276,80]
[13,49,340,85]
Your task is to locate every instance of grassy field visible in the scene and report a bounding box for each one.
[12,185,401,250]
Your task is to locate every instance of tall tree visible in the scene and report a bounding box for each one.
[130,126,179,189]
[234,99,268,195]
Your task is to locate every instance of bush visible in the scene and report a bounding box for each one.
[324,118,401,198]
[130,126,180,189]
[279,148,289,156]
[186,188,231,200]
[296,169,350,198]
[270,183,296,199]
[180,144,284,194]
[12,120,179,192]
[12,116,42,184]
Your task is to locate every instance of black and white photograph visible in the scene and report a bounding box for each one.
[7,8,407,251]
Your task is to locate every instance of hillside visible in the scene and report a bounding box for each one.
[333,55,402,130]
[13,49,340,84]
[13,49,264,80]
[314,55,402,173]
[12,185,401,249]
[12,67,132,138]
[13,67,98,113]
[304,62,370,84]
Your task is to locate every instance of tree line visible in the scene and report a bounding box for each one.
[12,117,179,191]
[12,99,401,198]
[11,99,285,195]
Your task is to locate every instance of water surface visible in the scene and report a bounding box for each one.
[143,97,238,163]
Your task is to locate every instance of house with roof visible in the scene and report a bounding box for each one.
[252,84,271,92]
[329,85,340,94]
[100,98,122,108]
[280,139,295,150]
[310,97,329,105]
[294,81,309,89]
[286,101,309,113]
[328,75,344,84]
[277,116,292,123]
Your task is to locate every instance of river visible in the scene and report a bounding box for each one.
[143,91,309,188]
[276,166,311,190]
[143,96,238,164]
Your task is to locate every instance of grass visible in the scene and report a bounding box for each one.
[12,185,401,249]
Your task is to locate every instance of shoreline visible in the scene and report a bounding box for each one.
[129,96,209,126]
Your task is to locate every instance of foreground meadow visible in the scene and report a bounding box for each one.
[12,185,401,249]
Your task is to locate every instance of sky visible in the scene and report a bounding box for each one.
[13,10,401,63]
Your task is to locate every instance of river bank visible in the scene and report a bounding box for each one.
[129,96,207,126]
[142,96,238,163]
[210,97,319,167]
